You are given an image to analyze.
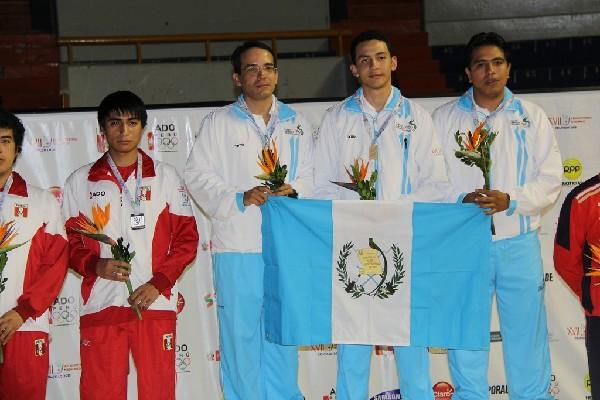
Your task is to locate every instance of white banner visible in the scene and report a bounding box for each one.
[12,89,598,399]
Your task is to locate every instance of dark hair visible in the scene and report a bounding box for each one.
[0,108,25,155]
[231,41,276,74]
[97,91,147,129]
[465,32,510,68]
[350,30,392,64]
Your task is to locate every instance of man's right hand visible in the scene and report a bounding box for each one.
[243,186,271,207]
[96,258,131,282]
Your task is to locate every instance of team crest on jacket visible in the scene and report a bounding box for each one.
[336,238,405,299]
[34,338,46,356]
[163,333,174,350]
[14,203,28,218]
[396,120,417,132]
[139,186,151,201]
[284,124,304,136]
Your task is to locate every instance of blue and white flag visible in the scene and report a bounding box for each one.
[262,197,492,350]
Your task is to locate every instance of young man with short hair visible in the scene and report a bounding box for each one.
[184,41,314,400]
[432,32,562,399]
[313,30,448,400]
[0,108,69,400]
[63,91,198,400]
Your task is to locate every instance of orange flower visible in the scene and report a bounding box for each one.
[346,159,369,183]
[464,122,488,152]
[0,221,17,249]
[257,140,279,175]
[67,204,115,246]
[585,243,600,285]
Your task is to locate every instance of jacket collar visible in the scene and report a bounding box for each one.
[88,149,155,186]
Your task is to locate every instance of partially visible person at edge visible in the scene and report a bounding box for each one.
[432,32,562,399]
[62,91,198,400]
[313,30,449,400]
[0,108,69,400]
[184,41,314,400]
[554,173,600,399]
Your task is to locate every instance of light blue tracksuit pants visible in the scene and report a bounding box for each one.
[336,344,433,400]
[213,252,304,400]
[449,231,552,400]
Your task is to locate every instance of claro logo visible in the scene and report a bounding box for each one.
[563,159,583,180]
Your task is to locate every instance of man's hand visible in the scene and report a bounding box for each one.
[128,283,160,310]
[462,192,483,203]
[473,189,510,215]
[0,310,24,345]
[96,258,131,282]
[244,186,271,206]
[272,183,296,197]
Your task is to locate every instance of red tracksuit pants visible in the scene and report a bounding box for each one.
[79,318,176,400]
[0,331,49,400]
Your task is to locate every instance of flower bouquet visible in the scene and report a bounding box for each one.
[255,139,297,198]
[332,159,378,200]
[67,204,141,320]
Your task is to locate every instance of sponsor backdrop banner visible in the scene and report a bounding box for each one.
[13,90,597,399]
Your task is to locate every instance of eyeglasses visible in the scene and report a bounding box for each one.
[242,64,278,75]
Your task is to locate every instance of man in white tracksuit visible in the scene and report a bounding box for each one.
[314,30,448,400]
[432,32,562,399]
[184,41,313,400]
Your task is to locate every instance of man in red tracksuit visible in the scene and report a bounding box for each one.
[63,91,198,400]
[0,108,69,400]
[554,172,600,398]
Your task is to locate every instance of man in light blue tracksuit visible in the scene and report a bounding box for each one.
[184,41,314,400]
[314,30,449,400]
[432,32,562,399]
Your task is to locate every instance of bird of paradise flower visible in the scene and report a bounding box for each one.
[67,204,141,320]
[454,122,498,190]
[332,159,378,200]
[0,220,27,364]
[585,243,600,285]
[255,139,296,197]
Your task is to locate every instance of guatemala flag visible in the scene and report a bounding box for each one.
[262,197,492,350]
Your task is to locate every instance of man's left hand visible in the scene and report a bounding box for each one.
[0,310,24,345]
[128,283,160,310]
[473,189,510,215]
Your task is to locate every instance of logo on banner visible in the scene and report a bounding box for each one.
[34,136,78,152]
[176,293,185,314]
[336,239,405,299]
[140,186,151,201]
[149,123,179,152]
[585,373,592,394]
[201,241,212,251]
[322,389,336,400]
[206,349,221,362]
[489,384,508,395]
[566,324,585,340]
[549,374,560,397]
[204,292,215,308]
[548,114,592,130]
[562,159,583,185]
[51,296,79,326]
[34,338,45,356]
[176,343,192,373]
[433,381,455,399]
[299,344,336,356]
[370,389,401,400]
[14,203,28,218]
[163,333,174,350]
[375,345,394,356]
[49,186,64,206]
[48,362,81,379]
